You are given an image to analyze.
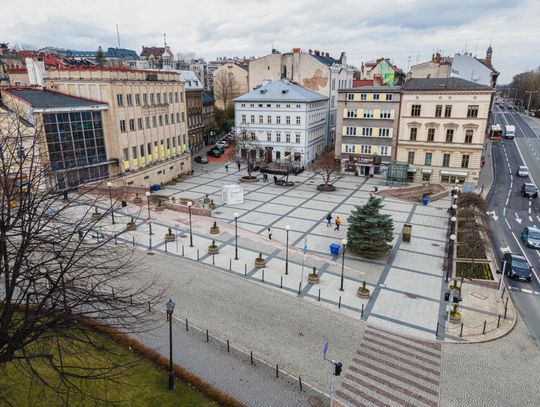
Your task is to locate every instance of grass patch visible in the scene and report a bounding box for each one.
[0,327,220,407]
[456,244,487,259]
[456,262,493,280]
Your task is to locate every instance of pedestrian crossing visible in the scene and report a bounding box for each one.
[336,326,442,407]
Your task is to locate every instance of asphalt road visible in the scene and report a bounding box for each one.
[487,105,540,348]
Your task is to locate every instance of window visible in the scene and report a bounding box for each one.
[286,133,291,143]
[362,127,373,136]
[267,115,272,123]
[171,113,175,124]
[379,128,390,137]
[147,143,152,154]
[251,132,256,141]
[347,93,354,101]
[169,92,173,103]
[122,148,129,161]
[120,120,126,132]
[360,94,367,101]
[442,153,451,167]
[276,116,281,124]
[135,94,141,106]
[152,116,157,127]
[159,115,163,126]
[258,104,263,108]
[425,152,432,166]
[422,173,431,182]
[241,114,246,124]
[175,92,179,103]
[296,134,300,143]
[296,116,301,125]
[286,104,291,108]
[163,93,167,103]
[445,129,454,143]
[145,117,150,129]
[346,127,357,136]
[276,133,281,142]
[363,109,373,118]
[380,146,389,155]
[385,94,393,101]
[344,144,355,153]
[259,115,263,124]
[410,128,417,141]
[444,105,452,117]
[427,128,435,142]
[143,94,148,105]
[157,93,161,104]
[435,105,442,117]
[129,119,135,131]
[165,114,169,125]
[286,116,291,124]
[380,109,391,119]
[411,104,421,116]
[361,145,372,154]
[166,138,170,149]
[467,105,479,118]
[373,94,380,100]
[346,109,357,118]
[150,93,154,105]
[461,154,470,168]
[127,94,133,106]
[407,151,415,164]
[296,104,301,108]
[132,146,137,160]
[267,133,272,142]
[181,112,184,122]
[140,144,145,157]
[465,129,474,143]
[117,95,124,107]
[250,115,255,123]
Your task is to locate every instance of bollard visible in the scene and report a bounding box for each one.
[276,364,279,378]
[182,245,185,256]
[197,249,199,261]
[148,301,151,312]
[114,236,117,245]
[250,351,254,366]
[280,276,283,288]
[112,287,115,299]
[482,320,487,335]
[212,253,215,265]
[361,303,364,317]
[229,259,232,271]
[504,305,508,319]
[148,236,152,250]
[132,236,135,247]
[299,376,303,392]
[206,329,209,342]
[245,264,247,275]
[505,296,509,309]
[318,289,321,302]
[497,314,501,328]
[501,286,506,298]
[165,241,168,252]
[338,296,341,309]
[298,282,301,295]
[460,322,464,337]
[436,322,439,336]
[227,339,230,353]
[130,294,133,305]
[185,318,189,331]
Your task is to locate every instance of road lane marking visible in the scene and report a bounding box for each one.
[508,286,540,295]
[510,231,540,284]
[504,207,507,216]
[536,216,540,222]
[529,216,533,222]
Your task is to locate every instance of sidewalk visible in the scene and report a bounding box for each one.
[477,140,494,199]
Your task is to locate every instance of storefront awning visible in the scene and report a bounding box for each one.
[421,168,432,174]
[440,170,468,177]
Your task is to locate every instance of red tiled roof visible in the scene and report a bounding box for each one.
[7,68,27,73]
[352,79,374,87]
[49,66,179,75]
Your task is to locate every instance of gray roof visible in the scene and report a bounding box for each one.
[234,79,327,103]
[342,85,402,92]
[310,53,341,66]
[5,89,108,109]
[202,90,214,104]
[402,78,492,91]
[177,70,204,90]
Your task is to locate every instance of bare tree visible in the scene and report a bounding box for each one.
[308,147,341,191]
[213,70,239,110]
[0,104,163,404]
[235,125,262,180]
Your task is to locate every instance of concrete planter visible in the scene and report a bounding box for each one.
[154,205,165,212]
[91,212,102,220]
[133,197,142,204]
[126,222,137,231]
[210,227,220,234]
[317,184,336,191]
[308,274,320,284]
[357,288,370,299]
[241,176,259,183]
[255,257,266,268]
[208,245,219,255]
[165,233,176,242]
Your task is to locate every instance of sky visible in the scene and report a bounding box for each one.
[2,0,539,84]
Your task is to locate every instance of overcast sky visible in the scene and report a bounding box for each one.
[2,0,539,83]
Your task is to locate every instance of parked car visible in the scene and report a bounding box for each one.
[521,183,538,198]
[194,155,208,164]
[521,226,540,249]
[216,141,229,148]
[207,148,221,157]
[502,253,533,282]
[517,166,529,177]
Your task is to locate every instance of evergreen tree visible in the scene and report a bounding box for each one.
[95,46,105,67]
[347,196,394,258]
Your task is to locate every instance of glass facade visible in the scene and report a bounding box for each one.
[43,111,109,190]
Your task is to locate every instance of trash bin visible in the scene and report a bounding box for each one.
[151,184,161,192]
[330,243,341,255]
[422,196,429,206]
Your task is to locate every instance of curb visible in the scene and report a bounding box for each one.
[480,140,494,200]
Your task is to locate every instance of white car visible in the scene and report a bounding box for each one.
[517,166,529,177]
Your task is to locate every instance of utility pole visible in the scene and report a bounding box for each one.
[116,24,121,48]
[525,90,538,112]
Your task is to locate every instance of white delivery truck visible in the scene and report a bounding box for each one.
[504,125,515,139]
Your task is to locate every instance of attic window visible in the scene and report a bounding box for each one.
[260,89,267,94]
[282,90,289,94]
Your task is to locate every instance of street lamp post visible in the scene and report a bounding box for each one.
[451,203,457,216]
[447,234,456,283]
[187,201,193,247]
[450,216,457,235]
[285,225,291,275]
[340,239,347,291]
[107,181,115,224]
[234,212,239,260]
[145,191,153,235]
[55,251,67,308]
[165,299,176,391]
[452,194,458,206]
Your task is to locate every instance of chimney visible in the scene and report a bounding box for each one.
[325,52,329,57]
[314,50,320,56]
[308,49,312,54]
[292,47,301,53]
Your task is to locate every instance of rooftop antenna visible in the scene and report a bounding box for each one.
[164,33,167,48]
[474,43,478,57]
[116,24,121,48]
[415,55,420,64]
[406,56,412,72]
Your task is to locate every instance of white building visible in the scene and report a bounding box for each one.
[234,79,328,165]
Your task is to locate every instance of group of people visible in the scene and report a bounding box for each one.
[326,213,342,231]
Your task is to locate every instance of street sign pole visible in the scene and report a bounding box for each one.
[301,239,307,289]
[499,259,507,293]
[329,360,335,407]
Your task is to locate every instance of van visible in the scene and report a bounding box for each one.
[504,125,515,139]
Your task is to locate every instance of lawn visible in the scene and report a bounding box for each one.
[0,328,219,407]
[456,262,493,280]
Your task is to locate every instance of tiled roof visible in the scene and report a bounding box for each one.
[234,78,327,102]
[402,78,492,91]
[3,88,108,109]
[141,47,165,58]
[310,53,341,66]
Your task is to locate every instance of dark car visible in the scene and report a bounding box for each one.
[521,226,540,249]
[502,253,533,282]
[194,156,208,164]
[207,148,221,157]
[521,183,538,198]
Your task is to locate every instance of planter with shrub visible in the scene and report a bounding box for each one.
[254,252,266,268]
[155,199,165,212]
[357,281,370,299]
[126,217,137,231]
[133,193,142,204]
[210,221,220,234]
[165,227,176,242]
[208,240,219,254]
[307,267,320,284]
[449,304,462,324]
[91,206,102,220]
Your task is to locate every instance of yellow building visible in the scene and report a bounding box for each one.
[212,61,248,110]
[397,78,493,184]
[44,67,191,186]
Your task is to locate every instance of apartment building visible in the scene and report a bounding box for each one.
[335,86,401,176]
[234,79,328,165]
[212,61,249,110]
[396,78,492,184]
[177,70,204,152]
[43,67,191,186]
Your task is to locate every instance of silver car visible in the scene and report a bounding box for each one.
[517,166,529,177]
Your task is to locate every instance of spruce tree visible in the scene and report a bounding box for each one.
[95,46,105,67]
[347,195,394,259]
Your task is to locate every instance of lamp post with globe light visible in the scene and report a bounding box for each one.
[285,225,291,275]
[340,239,347,291]
[107,181,115,224]
[145,191,153,235]
[187,201,193,247]
[165,299,176,391]
[234,212,239,260]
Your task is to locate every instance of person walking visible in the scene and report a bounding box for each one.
[121,199,127,215]
[334,216,342,231]
[225,164,229,172]
[268,227,272,240]
[273,175,278,184]
[326,213,333,227]
[237,161,241,171]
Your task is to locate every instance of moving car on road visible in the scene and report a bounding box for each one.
[502,253,533,282]
[517,166,529,177]
[521,183,538,198]
[504,124,515,139]
[521,226,540,249]
[207,148,222,157]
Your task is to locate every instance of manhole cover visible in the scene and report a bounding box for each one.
[471,292,488,300]
[308,396,323,407]
[405,292,417,298]
[298,332,304,337]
